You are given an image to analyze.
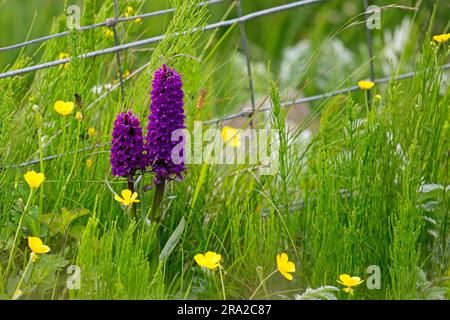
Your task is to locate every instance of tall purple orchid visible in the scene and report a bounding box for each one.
[145,64,186,184]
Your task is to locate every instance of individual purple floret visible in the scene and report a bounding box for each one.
[145,65,186,184]
[110,111,145,177]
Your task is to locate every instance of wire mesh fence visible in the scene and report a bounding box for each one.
[1,0,448,168]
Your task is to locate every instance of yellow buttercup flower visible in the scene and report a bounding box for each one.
[114,189,140,206]
[337,274,364,294]
[358,80,375,91]
[135,18,142,24]
[125,6,134,17]
[59,52,70,69]
[123,70,130,78]
[54,101,74,116]
[28,237,50,255]
[59,52,69,60]
[433,33,450,44]
[88,127,97,138]
[24,171,45,189]
[194,251,222,270]
[103,28,114,38]
[75,111,83,121]
[221,126,241,148]
[276,253,295,280]
[12,289,23,300]
[86,158,94,169]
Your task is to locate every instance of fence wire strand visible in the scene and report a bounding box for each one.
[0,0,226,52]
[0,0,324,79]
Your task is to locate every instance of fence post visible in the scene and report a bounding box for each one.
[112,0,126,102]
[235,0,256,128]
[363,0,375,109]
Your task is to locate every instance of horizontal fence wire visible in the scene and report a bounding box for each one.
[0,0,226,52]
[0,0,324,79]
[10,62,450,169]
[206,63,450,123]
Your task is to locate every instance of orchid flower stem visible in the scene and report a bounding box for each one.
[150,180,166,223]
[3,190,34,282]
[127,174,137,220]
[249,269,278,300]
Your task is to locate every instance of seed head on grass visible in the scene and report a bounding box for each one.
[145,65,186,184]
[110,111,145,177]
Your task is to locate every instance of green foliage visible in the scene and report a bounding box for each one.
[0,0,448,300]
[295,286,339,300]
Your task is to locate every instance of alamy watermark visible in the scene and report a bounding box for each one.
[366,265,381,289]
[66,264,81,290]
[66,5,81,30]
[366,5,381,30]
[171,121,281,175]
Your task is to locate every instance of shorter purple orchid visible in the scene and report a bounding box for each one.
[110,111,145,177]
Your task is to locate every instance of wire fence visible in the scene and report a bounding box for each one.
[1,0,448,168]
[0,0,324,79]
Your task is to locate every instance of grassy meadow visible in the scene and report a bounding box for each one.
[0,0,449,300]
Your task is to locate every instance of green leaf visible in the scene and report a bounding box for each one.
[295,286,339,300]
[159,216,186,261]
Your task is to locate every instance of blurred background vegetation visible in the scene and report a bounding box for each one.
[0,0,448,125]
[1,0,449,71]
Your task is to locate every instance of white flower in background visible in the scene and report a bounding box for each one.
[382,17,412,75]
[91,83,113,95]
[418,183,444,194]
[280,40,311,86]
[280,39,354,91]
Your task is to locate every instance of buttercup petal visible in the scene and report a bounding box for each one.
[35,245,50,254]
[339,274,351,284]
[194,254,206,267]
[285,261,296,273]
[280,270,293,281]
[122,189,132,199]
